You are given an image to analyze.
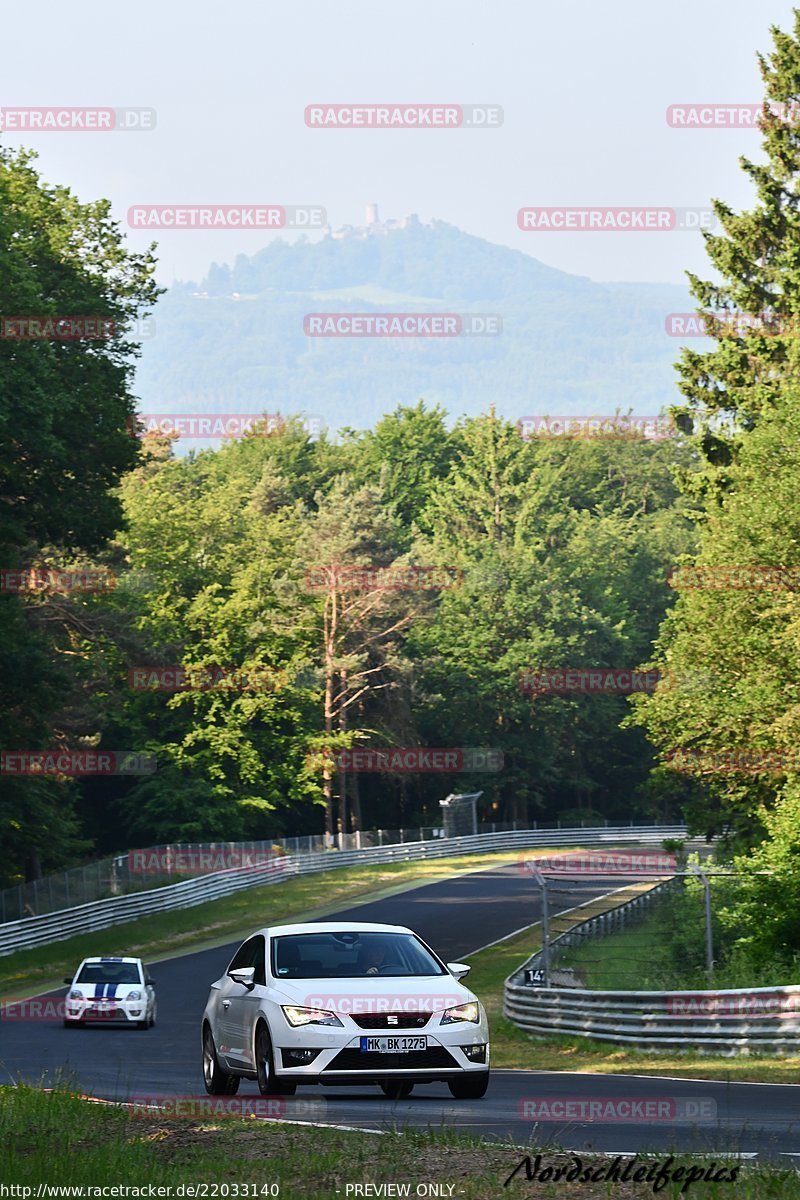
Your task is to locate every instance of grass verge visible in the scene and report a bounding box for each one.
[465,909,800,1084]
[2,1085,797,1199]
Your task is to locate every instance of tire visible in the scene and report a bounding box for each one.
[203,1026,240,1095]
[63,1018,82,1029]
[448,1071,490,1100]
[380,1080,414,1100]
[148,1003,157,1029]
[255,1023,296,1096]
[136,1019,149,1030]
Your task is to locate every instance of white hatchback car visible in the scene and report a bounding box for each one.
[63,956,157,1029]
[201,922,490,1100]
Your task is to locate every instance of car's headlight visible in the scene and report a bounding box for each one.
[126,990,142,1001]
[440,1001,480,1025]
[68,990,83,1000]
[281,1005,343,1028]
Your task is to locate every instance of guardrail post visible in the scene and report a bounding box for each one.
[530,869,551,987]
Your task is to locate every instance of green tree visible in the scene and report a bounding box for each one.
[629,386,800,846]
[672,14,800,492]
[0,147,159,883]
[111,426,324,843]
[346,401,458,535]
[297,475,419,838]
[411,413,686,824]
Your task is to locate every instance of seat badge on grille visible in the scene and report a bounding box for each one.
[387,1014,398,1025]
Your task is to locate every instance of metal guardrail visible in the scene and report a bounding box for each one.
[0,818,662,922]
[0,824,688,957]
[504,880,800,1052]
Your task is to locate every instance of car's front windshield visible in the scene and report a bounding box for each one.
[76,961,141,985]
[271,932,446,979]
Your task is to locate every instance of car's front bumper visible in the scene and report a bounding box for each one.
[273,1018,490,1081]
[65,998,147,1024]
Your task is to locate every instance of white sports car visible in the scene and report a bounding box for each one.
[63,956,157,1029]
[201,922,490,1100]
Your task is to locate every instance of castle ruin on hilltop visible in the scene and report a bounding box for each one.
[329,204,422,240]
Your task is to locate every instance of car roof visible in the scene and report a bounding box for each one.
[79,956,142,964]
[259,922,415,938]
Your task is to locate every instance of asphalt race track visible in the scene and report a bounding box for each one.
[2,861,798,1163]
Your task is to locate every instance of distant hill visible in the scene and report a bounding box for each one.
[133,219,692,433]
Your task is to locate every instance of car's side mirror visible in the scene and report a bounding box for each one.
[63,977,73,986]
[145,977,155,986]
[446,962,471,980]
[229,966,256,988]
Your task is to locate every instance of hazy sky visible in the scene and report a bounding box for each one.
[2,0,798,286]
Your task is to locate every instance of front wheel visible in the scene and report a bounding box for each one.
[448,1071,489,1100]
[203,1026,240,1095]
[255,1023,296,1096]
[63,1017,82,1029]
[380,1080,414,1100]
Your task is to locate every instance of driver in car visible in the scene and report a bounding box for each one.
[358,941,388,975]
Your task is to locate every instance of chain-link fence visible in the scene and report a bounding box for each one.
[525,866,749,991]
[0,816,647,923]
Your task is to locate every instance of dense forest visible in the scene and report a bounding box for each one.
[5,13,800,977]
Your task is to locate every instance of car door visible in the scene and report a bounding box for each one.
[221,935,266,1069]
[215,938,257,1066]
[143,963,156,1019]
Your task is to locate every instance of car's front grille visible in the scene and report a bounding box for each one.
[324,1046,457,1071]
[350,1014,430,1030]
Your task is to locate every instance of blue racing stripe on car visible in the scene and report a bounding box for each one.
[94,984,105,999]
[107,985,118,999]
